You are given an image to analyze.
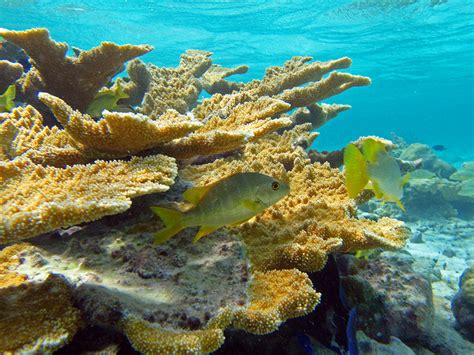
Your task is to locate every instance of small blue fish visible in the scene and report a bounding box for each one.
[296,333,313,355]
[346,307,358,355]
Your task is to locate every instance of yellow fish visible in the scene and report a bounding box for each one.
[86,80,129,117]
[344,138,409,210]
[151,172,290,245]
[0,84,16,112]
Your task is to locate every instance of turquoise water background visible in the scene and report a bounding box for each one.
[1,0,473,161]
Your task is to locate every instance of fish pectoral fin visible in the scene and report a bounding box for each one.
[400,173,410,188]
[154,224,184,245]
[229,217,252,227]
[183,185,213,205]
[242,198,264,212]
[193,225,219,243]
[371,181,384,199]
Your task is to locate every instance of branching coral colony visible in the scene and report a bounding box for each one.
[0,28,408,354]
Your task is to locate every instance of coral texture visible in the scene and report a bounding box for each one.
[158,97,292,159]
[0,33,409,353]
[0,155,177,243]
[337,252,434,344]
[0,28,152,111]
[201,63,249,95]
[141,50,212,118]
[157,55,369,160]
[233,269,320,334]
[123,309,233,354]
[39,92,202,155]
[0,105,89,166]
[452,267,474,340]
[183,125,409,273]
[119,59,152,106]
[0,244,81,353]
[289,103,352,129]
[0,59,23,92]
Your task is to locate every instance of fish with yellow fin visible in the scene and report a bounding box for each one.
[0,84,16,112]
[151,172,290,245]
[86,80,129,117]
[343,138,409,210]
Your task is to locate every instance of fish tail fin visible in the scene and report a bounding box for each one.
[151,206,185,245]
[400,173,410,188]
[395,199,406,211]
[2,84,16,111]
[343,143,369,198]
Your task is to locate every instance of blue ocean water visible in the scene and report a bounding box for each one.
[1,2,474,354]
[1,0,473,162]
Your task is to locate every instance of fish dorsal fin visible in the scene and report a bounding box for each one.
[183,184,213,205]
[361,138,386,164]
[193,225,219,243]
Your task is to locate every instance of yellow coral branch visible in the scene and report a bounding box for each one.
[233,269,320,334]
[0,244,81,353]
[0,105,89,166]
[39,93,202,155]
[0,155,177,243]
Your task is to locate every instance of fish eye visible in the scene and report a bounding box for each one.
[271,181,280,190]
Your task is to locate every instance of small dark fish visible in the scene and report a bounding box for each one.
[432,144,447,151]
[346,308,359,355]
[296,333,313,355]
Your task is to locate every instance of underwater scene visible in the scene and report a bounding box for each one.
[0,0,473,354]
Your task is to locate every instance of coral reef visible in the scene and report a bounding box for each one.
[450,161,474,198]
[337,252,434,344]
[39,93,202,156]
[141,50,212,118]
[158,97,292,159]
[452,267,474,341]
[233,269,320,334]
[118,59,151,106]
[0,155,177,243]
[183,125,408,273]
[399,143,455,178]
[0,105,89,166]
[201,63,249,95]
[289,103,352,130]
[0,60,22,92]
[0,28,151,111]
[0,244,81,353]
[0,27,409,353]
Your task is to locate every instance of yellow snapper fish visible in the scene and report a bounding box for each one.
[344,138,409,210]
[86,80,129,117]
[151,172,290,245]
[0,84,16,112]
